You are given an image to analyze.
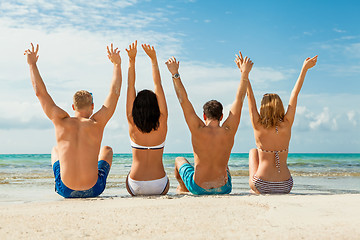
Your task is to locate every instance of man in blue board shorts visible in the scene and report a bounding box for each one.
[25,43,122,198]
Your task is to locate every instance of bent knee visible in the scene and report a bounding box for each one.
[100,146,113,166]
[175,157,188,169]
[102,145,113,153]
[249,148,258,155]
[175,156,186,162]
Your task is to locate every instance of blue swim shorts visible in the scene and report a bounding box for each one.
[52,160,110,198]
[178,163,232,195]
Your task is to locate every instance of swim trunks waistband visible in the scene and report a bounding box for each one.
[178,163,232,195]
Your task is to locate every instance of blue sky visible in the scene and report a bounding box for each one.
[0,0,359,153]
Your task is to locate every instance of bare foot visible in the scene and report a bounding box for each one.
[176,185,189,194]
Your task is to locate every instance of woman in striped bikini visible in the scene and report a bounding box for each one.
[238,53,317,194]
[125,41,169,196]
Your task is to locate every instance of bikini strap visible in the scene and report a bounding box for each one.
[257,147,288,173]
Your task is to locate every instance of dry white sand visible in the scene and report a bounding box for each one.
[0,194,359,239]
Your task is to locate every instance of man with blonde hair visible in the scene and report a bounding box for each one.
[25,43,122,198]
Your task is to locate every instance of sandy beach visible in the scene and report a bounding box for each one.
[0,193,359,239]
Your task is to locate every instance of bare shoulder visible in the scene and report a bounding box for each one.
[221,124,233,133]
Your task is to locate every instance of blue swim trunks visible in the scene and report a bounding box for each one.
[178,163,232,195]
[52,160,110,198]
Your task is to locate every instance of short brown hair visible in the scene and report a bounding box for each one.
[73,90,93,110]
[203,100,223,121]
[259,93,285,128]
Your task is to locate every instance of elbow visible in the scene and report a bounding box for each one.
[112,86,121,96]
[35,89,45,98]
[35,91,41,97]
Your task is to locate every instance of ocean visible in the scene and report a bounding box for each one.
[1,153,360,203]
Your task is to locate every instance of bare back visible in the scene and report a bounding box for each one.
[253,120,292,181]
[192,124,234,188]
[128,116,167,180]
[26,42,122,192]
[54,117,104,190]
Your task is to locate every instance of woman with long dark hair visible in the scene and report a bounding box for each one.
[239,53,317,194]
[125,41,169,196]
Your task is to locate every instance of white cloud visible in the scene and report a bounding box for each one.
[309,107,338,131]
[345,43,360,58]
[293,99,360,133]
[347,110,357,126]
[251,67,294,83]
[333,28,346,33]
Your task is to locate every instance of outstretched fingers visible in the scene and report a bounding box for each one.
[165,56,178,65]
[107,45,111,56]
[25,43,40,64]
[239,51,243,61]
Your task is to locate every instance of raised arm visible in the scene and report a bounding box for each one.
[285,55,318,125]
[165,57,204,132]
[246,79,260,128]
[24,43,69,122]
[125,41,137,123]
[142,44,168,118]
[91,43,122,125]
[222,52,253,134]
[240,55,260,127]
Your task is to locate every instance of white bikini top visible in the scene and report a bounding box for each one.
[130,139,165,150]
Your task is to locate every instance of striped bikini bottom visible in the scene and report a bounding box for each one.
[252,175,293,194]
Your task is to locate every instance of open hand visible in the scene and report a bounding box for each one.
[125,40,137,60]
[165,57,179,75]
[24,43,39,65]
[107,43,121,65]
[142,44,157,60]
[302,55,318,70]
[235,51,253,75]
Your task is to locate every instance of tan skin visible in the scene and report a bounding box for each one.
[25,43,122,190]
[125,41,169,195]
[165,54,253,192]
[246,54,318,193]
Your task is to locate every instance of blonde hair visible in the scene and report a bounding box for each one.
[73,90,93,110]
[259,93,285,128]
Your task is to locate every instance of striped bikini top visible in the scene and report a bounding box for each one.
[257,123,288,173]
[130,139,165,150]
[257,147,288,173]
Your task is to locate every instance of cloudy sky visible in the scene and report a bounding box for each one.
[0,0,359,154]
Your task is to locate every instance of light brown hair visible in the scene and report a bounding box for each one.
[73,90,93,110]
[259,93,285,128]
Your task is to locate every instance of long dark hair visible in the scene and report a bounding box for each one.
[132,90,160,133]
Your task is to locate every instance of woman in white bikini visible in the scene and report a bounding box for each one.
[237,52,317,194]
[125,41,169,196]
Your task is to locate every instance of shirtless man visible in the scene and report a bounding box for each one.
[25,43,122,198]
[165,54,253,194]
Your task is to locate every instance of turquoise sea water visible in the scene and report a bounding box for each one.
[0,153,360,203]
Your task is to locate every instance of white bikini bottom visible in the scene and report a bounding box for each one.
[127,175,169,195]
